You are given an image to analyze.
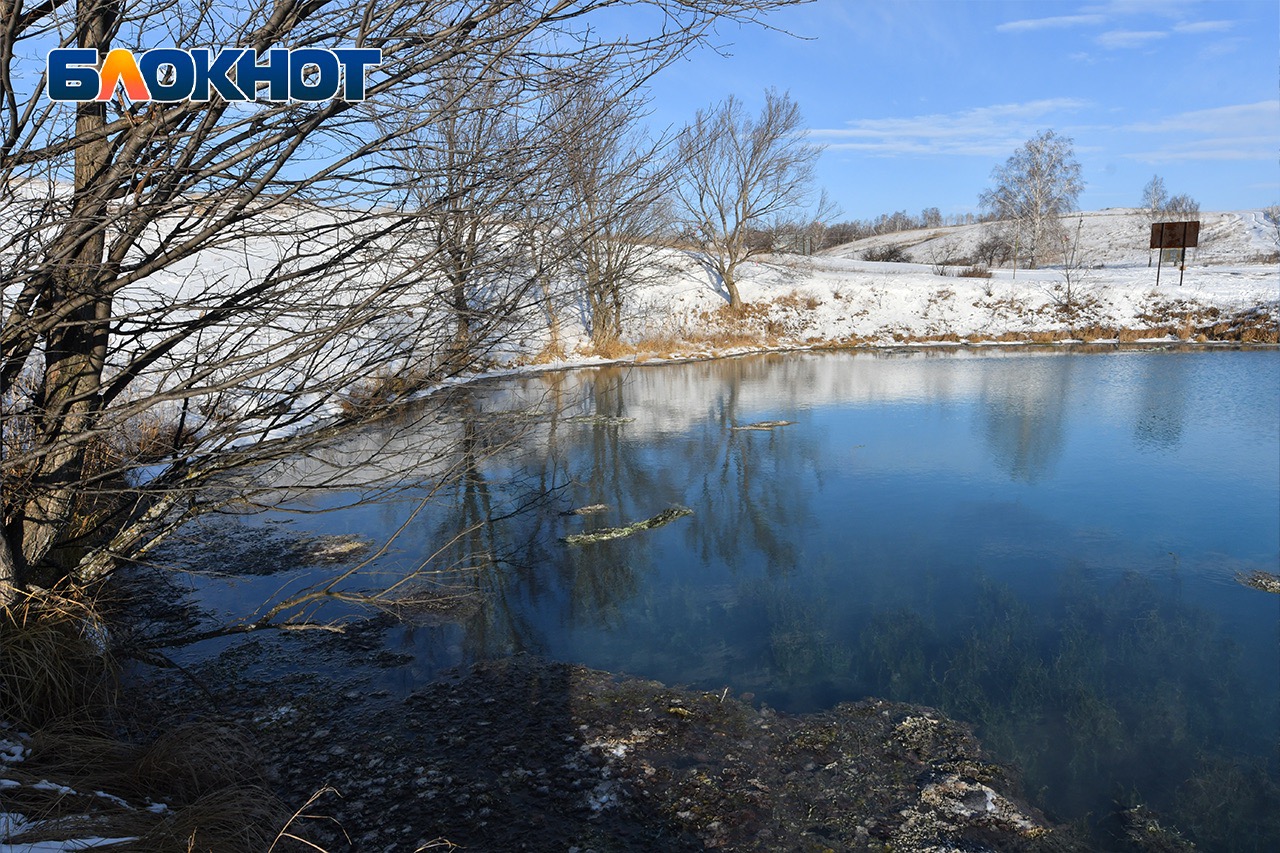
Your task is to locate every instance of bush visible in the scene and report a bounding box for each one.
[973,235,1014,267]
[957,265,993,278]
[862,243,911,263]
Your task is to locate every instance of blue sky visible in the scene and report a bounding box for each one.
[637,0,1279,220]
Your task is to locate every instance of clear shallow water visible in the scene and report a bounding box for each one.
[188,348,1280,848]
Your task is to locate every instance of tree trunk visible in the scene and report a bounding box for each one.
[0,531,19,605]
[21,0,115,581]
[723,266,743,310]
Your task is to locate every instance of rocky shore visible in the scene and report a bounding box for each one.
[144,643,1082,852]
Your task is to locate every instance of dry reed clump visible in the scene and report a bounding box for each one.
[589,336,641,360]
[336,367,431,417]
[133,721,274,805]
[0,590,116,730]
[2,785,289,852]
[1201,309,1278,343]
[1138,299,1221,328]
[135,786,290,852]
[1117,327,1173,342]
[528,340,567,364]
[0,591,305,852]
[7,716,296,851]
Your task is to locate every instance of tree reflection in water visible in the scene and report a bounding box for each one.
[254,349,1278,850]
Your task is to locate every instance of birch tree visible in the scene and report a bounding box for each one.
[979,129,1083,269]
[1142,175,1168,221]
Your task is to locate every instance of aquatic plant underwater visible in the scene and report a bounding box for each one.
[845,568,1280,849]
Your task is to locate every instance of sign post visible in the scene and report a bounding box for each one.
[1149,221,1200,287]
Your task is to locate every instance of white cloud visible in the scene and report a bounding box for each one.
[996,14,1104,33]
[1124,102,1280,163]
[808,100,1090,157]
[1096,29,1168,48]
[1125,102,1279,135]
[1126,139,1278,163]
[1173,20,1234,34]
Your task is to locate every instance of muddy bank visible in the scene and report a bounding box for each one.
[141,643,1081,852]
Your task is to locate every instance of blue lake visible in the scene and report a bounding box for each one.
[187,347,1280,848]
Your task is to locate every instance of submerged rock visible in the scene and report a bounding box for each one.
[561,503,610,516]
[1236,570,1280,595]
[565,414,636,425]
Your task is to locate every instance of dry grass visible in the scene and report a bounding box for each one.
[0,590,309,852]
[1202,309,1278,343]
[528,340,568,364]
[0,590,116,730]
[957,265,993,279]
[336,368,429,417]
[4,784,289,852]
[4,714,298,852]
[773,290,823,311]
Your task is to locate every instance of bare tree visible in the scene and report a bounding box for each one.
[979,129,1083,269]
[1142,175,1168,221]
[553,80,675,351]
[1052,216,1097,320]
[674,89,821,309]
[762,187,840,256]
[1164,193,1200,218]
[0,0,809,606]
[382,52,547,371]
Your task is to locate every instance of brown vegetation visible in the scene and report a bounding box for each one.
[0,590,299,851]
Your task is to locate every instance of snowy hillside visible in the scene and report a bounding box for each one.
[820,208,1278,268]
[603,209,1277,360]
[3,204,1275,439]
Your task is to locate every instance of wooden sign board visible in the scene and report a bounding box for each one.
[1149,221,1200,249]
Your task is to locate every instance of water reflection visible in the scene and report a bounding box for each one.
[978,355,1074,482]
[198,348,1279,850]
[1132,354,1190,449]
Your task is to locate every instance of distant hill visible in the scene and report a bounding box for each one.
[821,209,1279,268]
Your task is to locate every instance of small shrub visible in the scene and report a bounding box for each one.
[973,235,1014,267]
[862,243,912,263]
[336,368,429,417]
[957,265,993,278]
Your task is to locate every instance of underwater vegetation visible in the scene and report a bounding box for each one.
[851,568,1280,851]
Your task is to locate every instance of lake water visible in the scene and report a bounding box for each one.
[186,347,1280,848]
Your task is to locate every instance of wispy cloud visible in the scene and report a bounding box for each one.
[1174,20,1234,34]
[1124,102,1280,162]
[998,5,1238,45]
[1125,102,1278,135]
[1096,29,1168,48]
[808,99,1090,157]
[996,14,1104,33]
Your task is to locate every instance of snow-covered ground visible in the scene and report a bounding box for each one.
[600,208,1277,361]
[822,208,1278,268]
